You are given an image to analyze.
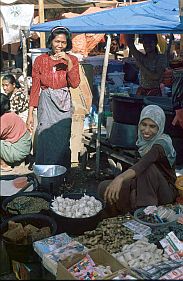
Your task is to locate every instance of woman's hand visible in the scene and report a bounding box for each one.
[104,168,136,205]
[104,176,124,205]
[26,114,34,133]
[53,51,66,60]
[52,52,73,70]
[53,52,69,62]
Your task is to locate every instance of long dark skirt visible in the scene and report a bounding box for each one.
[97,164,178,218]
[35,88,72,171]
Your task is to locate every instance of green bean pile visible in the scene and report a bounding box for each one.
[6,196,49,215]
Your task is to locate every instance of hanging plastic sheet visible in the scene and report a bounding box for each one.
[1,4,34,44]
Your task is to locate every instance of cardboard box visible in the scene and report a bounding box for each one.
[56,246,131,280]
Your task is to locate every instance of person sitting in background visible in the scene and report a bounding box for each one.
[0,93,32,172]
[98,105,178,217]
[125,34,167,96]
[2,74,29,123]
[110,34,120,55]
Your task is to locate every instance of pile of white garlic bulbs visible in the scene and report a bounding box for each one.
[50,194,103,218]
[113,238,169,269]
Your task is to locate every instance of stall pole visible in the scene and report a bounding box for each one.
[179,0,183,23]
[8,44,12,68]
[166,33,174,66]
[96,34,111,177]
[179,0,183,57]
[180,35,183,57]
[39,0,46,48]
[21,30,28,97]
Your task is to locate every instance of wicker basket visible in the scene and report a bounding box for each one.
[175,176,183,198]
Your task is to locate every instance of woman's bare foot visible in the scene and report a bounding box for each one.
[0,159,13,171]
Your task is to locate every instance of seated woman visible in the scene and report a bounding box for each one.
[98,105,178,217]
[2,74,29,123]
[125,34,167,96]
[0,93,32,172]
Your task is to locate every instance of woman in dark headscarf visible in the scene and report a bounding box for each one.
[98,105,178,217]
[26,26,80,175]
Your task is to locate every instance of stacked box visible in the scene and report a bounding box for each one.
[56,246,138,280]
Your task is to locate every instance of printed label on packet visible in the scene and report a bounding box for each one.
[133,234,145,240]
[159,266,183,280]
[123,220,152,236]
[168,231,183,251]
[143,206,157,215]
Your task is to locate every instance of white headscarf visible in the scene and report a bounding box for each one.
[136,105,176,167]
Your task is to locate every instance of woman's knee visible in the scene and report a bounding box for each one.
[97,180,112,198]
[139,163,162,182]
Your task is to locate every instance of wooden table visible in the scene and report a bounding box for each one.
[81,130,139,174]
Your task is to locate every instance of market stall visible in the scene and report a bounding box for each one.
[1,1,183,280]
[31,0,183,172]
[1,189,183,279]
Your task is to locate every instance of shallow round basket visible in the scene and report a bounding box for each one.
[0,214,57,263]
[176,176,183,198]
[1,191,52,218]
[134,207,178,228]
[50,193,105,235]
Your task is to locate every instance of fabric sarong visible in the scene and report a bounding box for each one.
[1,131,31,164]
[35,87,72,170]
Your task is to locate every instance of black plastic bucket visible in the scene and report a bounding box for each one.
[112,95,144,125]
[109,122,138,149]
[0,214,57,263]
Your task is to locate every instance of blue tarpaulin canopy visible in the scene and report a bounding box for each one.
[31,0,183,34]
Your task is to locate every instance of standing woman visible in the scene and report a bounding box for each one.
[2,74,29,122]
[26,26,80,173]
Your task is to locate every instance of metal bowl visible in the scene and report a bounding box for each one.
[33,165,67,193]
[33,165,67,178]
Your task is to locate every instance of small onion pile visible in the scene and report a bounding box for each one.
[50,194,103,218]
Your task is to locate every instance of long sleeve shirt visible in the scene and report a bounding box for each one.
[29,53,80,107]
[131,144,176,186]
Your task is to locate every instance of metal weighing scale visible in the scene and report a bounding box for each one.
[33,165,67,196]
